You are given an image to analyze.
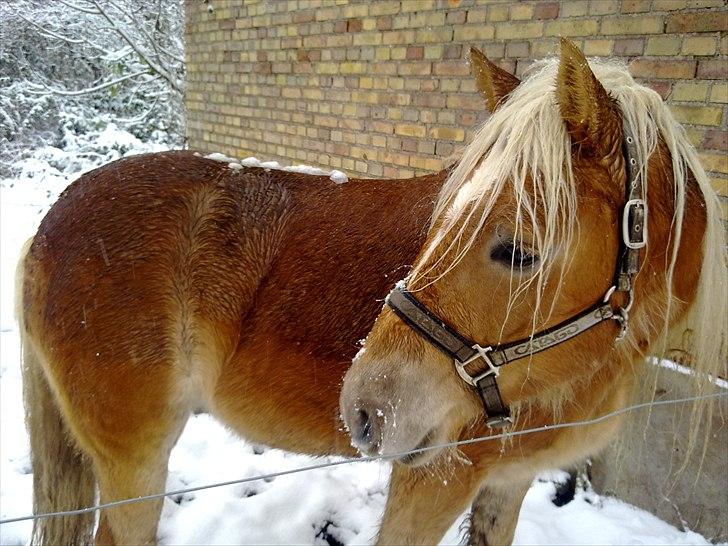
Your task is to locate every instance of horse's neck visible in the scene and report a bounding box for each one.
[245,170,447,361]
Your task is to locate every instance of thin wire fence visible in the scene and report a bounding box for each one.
[1,391,725,526]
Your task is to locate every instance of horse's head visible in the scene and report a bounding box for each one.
[340,39,725,467]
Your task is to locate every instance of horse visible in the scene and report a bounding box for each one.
[16,38,725,545]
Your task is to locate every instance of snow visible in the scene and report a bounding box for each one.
[0,128,715,545]
[205,153,349,183]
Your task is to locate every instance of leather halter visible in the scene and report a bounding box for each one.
[386,127,647,428]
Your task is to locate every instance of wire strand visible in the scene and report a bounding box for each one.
[1,391,725,526]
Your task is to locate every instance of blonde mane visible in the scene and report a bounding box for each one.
[412,57,726,424]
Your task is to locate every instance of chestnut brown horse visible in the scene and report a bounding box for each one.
[18,39,725,545]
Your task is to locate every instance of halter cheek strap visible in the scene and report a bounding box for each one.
[385,127,646,428]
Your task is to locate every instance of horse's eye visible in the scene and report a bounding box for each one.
[490,241,539,269]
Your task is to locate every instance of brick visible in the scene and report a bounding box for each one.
[401,0,435,12]
[394,123,426,138]
[406,46,424,60]
[688,0,726,7]
[362,17,377,31]
[433,61,469,76]
[506,41,530,58]
[670,105,723,126]
[347,18,363,32]
[702,130,727,151]
[646,81,672,100]
[533,2,559,19]
[466,9,487,23]
[621,0,651,13]
[681,36,717,56]
[544,19,599,37]
[391,46,407,60]
[614,38,644,56]
[375,47,391,61]
[453,25,495,41]
[697,60,728,80]
[377,17,392,31]
[710,177,728,200]
[446,93,484,110]
[488,4,509,22]
[531,38,559,57]
[671,81,710,102]
[424,45,444,60]
[398,62,432,76]
[666,11,728,33]
[601,15,664,35]
[370,1,400,16]
[443,43,462,59]
[446,10,467,24]
[429,126,465,141]
[382,30,416,45]
[561,0,589,17]
[589,0,619,14]
[293,10,315,23]
[415,28,453,43]
[495,22,544,40]
[710,82,728,103]
[343,4,369,18]
[352,33,382,46]
[645,36,682,56]
[652,0,686,9]
[630,59,696,79]
[700,152,728,174]
[410,11,446,28]
[409,155,443,171]
[583,39,614,56]
[509,4,533,20]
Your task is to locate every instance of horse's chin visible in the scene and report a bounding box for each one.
[394,425,447,467]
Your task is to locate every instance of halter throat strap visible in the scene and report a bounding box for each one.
[385,127,646,428]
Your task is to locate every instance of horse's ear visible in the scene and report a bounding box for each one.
[556,38,621,157]
[469,47,521,113]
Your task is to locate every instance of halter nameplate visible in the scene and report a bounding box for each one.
[385,127,647,428]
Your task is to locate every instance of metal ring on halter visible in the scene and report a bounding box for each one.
[612,308,629,341]
[602,285,632,340]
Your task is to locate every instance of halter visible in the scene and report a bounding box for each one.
[386,127,647,428]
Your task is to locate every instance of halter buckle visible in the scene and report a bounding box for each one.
[623,199,648,250]
[455,344,498,386]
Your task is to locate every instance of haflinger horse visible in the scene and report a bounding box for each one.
[17,38,726,545]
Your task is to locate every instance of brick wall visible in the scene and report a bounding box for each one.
[184,0,727,216]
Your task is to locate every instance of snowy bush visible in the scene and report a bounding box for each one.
[0,0,185,177]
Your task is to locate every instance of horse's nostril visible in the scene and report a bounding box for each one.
[349,405,381,454]
[358,409,372,440]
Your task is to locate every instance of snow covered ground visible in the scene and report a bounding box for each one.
[0,126,715,545]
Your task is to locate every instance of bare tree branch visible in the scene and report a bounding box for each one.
[27,69,151,97]
[57,0,101,15]
[89,0,182,93]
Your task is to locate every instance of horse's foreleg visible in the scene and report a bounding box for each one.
[466,480,531,546]
[377,459,485,545]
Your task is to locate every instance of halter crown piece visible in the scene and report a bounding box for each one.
[386,126,647,428]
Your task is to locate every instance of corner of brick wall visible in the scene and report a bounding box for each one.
[184,0,727,219]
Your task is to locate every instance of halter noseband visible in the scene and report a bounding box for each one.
[386,127,647,428]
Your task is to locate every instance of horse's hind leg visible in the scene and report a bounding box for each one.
[466,480,530,546]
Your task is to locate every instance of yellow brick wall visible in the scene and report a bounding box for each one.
[185,0,727,213]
